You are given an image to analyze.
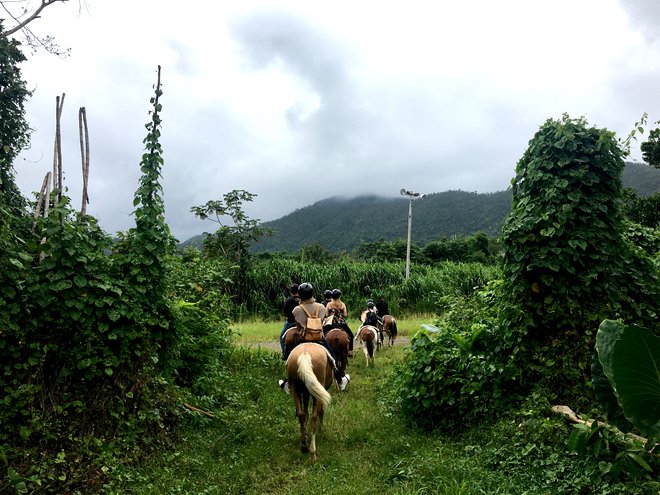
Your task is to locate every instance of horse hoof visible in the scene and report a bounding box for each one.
[301,445,309,454]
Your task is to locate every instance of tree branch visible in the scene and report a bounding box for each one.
[0,0,68,38]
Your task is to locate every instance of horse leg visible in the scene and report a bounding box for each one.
[309,398,322,462]
[294,390,309,454]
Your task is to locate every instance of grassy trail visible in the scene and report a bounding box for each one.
[107,317,515,494]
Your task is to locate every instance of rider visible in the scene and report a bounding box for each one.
[321,289,332,307]
[363,300,382,327]
[279,282,350,393]
[325,288,354,356]
[279,283,300,359]
[375,296,389,317]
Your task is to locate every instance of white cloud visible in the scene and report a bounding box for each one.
[8,0,660,241]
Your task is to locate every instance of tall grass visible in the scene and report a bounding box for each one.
[241,258,500,319]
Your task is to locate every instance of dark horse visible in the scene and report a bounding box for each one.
[286,343,333,461]
[325,328,349,376]
[282,324,301,358]
[381,315,398,347]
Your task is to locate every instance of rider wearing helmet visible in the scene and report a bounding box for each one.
[325,288,354,355]
[279,282,350,393]
[322,289,332,307]
[364,299,382,327]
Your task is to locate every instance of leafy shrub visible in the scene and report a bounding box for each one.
[393,282,524,429]
[475,396,660,494]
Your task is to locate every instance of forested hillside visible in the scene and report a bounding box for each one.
[179,162,660,253]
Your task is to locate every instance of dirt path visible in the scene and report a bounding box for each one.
[245,336,411,352]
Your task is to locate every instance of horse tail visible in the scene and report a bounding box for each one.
[391,319,398,337]
[297,352,331,408]
[366,336,374,357]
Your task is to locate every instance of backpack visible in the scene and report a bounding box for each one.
[299,304,323,341]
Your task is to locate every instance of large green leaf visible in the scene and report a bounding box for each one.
[591,351,633,432]
[596,320,660,440]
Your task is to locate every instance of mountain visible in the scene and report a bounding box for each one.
[179,162,660,253]
[251,190,512,253]
[621,161,660,196]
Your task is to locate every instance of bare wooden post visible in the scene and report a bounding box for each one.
[53,93,65,202]
[79,107,90,215]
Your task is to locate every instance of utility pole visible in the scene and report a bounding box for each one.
[400,189,421,279]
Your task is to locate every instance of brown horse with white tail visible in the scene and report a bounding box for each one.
[381,315,398,347]
[286,343,333,462]
[355,324,378,367]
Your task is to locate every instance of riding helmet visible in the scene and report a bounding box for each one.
[367,301,375,309]
[298,282,314,300]
[331,288,341,299]
[324,289,332,299]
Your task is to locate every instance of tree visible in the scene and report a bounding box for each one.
[191,190,271,263]
[191,190,271,306]
[0,20,31,215]
[0,0,71,55]
[640,128,660,169]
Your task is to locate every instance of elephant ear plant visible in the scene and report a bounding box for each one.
[594,320,660,443]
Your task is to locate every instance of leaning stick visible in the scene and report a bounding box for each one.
[183,403,215,418]
[32,172,51,232]
[551,405,650,446]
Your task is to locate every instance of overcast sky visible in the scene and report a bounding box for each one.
[8,0,660,241]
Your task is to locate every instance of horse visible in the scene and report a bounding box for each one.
[361,310,383,350]
[382,315,398,347]
[355,324,378,367]
[282,324,301,358]
[325,328,349,376]
[286,343,333,462]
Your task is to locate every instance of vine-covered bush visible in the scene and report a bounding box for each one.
[1,68,232,493]
[500,114,659,402]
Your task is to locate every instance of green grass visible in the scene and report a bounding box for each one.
[107,318,660,495]
[231,314,435,344]
[107,343,516,495]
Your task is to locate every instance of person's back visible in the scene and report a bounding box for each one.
[376,297,389,317]
[293,300,327,338]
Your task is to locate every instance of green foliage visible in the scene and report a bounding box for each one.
[623,189,660,229]
[355,238,425,263]
[500,114,660,402]
[393,281,524,429]
[480,396,659,492]
[191,189,272,308]
[191,189,272,263]
[240,257,500,318]
[166,253,234,393]
[422,231,498,264]
[595,320,660,441]
[0,21,31,216]
[0,68,233,493]
[640,128,660,168]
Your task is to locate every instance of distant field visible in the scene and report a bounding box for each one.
[231,313,436,344]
